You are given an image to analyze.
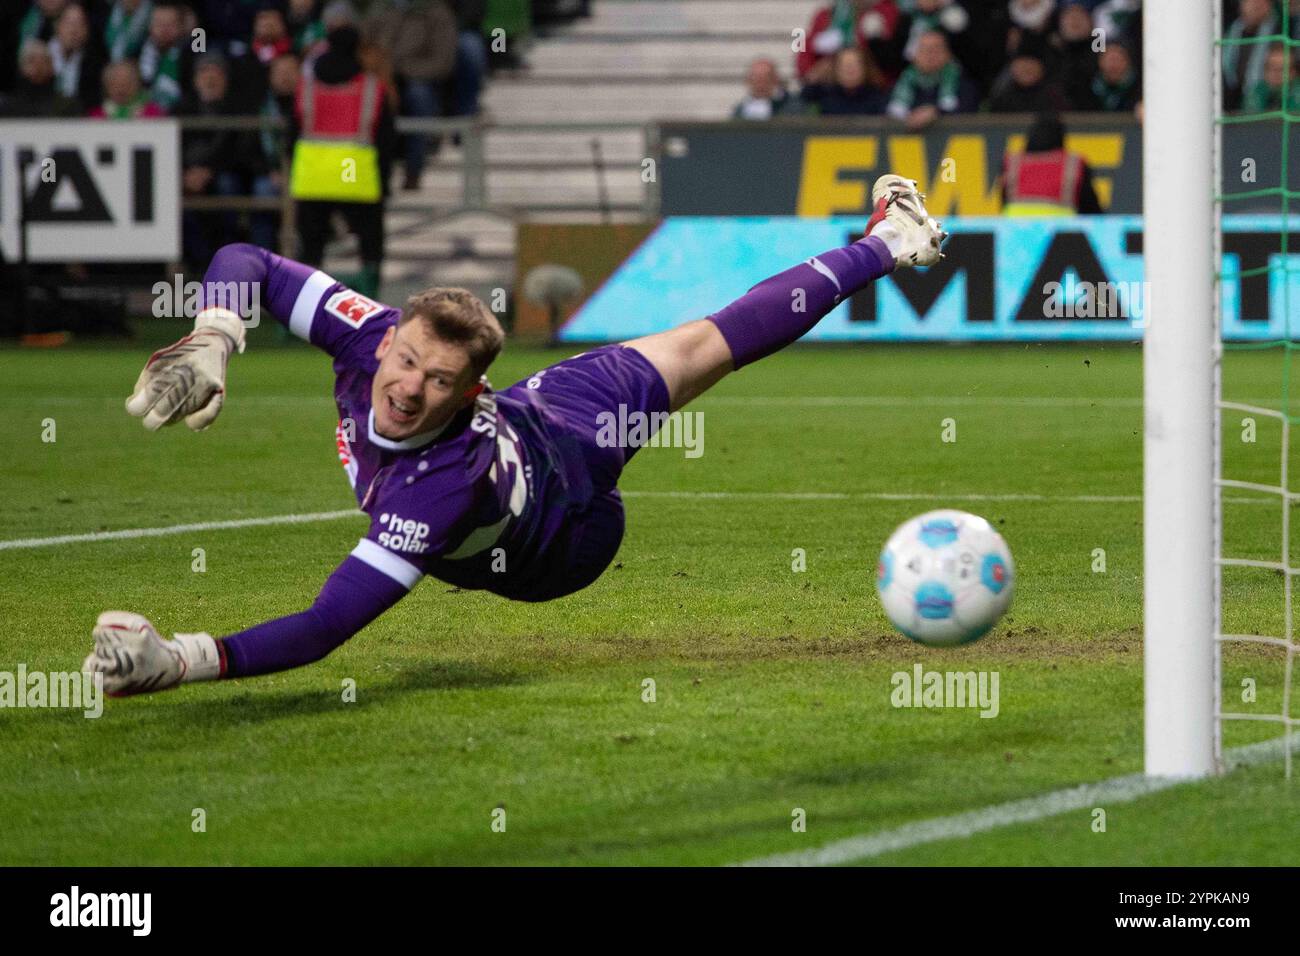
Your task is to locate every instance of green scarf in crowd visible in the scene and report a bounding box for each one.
[894,60,963,112]
[295,18,327,53]
[829,0,858,47]
[20,7,47,45]
[106,1,154,62]
[141,42,182,110]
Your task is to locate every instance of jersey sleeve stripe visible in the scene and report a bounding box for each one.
[289,269,337,341]
[351,538,423,589]
[805,255,843,292]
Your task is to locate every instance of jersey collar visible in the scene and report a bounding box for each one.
[367,405,448,451]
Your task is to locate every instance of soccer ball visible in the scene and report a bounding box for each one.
[876,510,1014,647]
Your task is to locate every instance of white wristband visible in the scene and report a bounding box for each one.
[173,632,222,683]
[194,307,247,354]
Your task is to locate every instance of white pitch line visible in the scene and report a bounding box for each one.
[737,733,1300,867]
[0,510,360,552]
[700,396,1143,408]
[7,396,1289,411]
[623,490,1142,504]
[0,490,1284,552]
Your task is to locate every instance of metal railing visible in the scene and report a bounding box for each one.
[178,114,655,256]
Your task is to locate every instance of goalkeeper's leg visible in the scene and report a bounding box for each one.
[626,175,944,412]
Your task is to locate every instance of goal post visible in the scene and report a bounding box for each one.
[1142,0,1220,778]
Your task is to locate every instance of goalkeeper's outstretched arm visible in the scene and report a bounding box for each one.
[83,549,415,696]
[125,243,370,431]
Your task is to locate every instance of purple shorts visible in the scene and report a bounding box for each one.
[523,344,671,493]
[500,344,670,600]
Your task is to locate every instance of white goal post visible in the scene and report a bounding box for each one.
[1142,0,1221,778]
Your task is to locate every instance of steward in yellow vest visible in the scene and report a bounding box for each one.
[291,70,384,202]
[289,24,396,298]
[1000,114,1103,217]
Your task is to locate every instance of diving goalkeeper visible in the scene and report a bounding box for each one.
[84,175,945,695]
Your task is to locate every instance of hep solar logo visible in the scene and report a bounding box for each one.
[378,513,430,554]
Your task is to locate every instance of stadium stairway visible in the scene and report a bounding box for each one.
[328,0,817,316]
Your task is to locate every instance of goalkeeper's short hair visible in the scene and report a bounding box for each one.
[401,288,505,380]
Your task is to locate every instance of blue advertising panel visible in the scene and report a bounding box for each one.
[559,216,1299,343]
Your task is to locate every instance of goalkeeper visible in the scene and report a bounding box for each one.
[84,175,945,695]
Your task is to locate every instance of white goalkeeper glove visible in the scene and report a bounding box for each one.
[126,307,246,431]
[82,611,222,697]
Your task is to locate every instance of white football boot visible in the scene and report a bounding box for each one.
[868,174,948,268]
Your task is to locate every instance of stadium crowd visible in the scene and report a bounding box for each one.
[0,1,493,184]
[734,0,1297,122]
[0,1,591,269]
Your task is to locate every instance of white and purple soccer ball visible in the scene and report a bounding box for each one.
[876,510,1014,647]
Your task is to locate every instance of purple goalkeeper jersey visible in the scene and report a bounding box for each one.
[257,255,595,601]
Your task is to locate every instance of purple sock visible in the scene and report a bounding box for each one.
[707,235,894,369]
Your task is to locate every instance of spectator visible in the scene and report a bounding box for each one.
[322,0,359,31]
[19,0,71,47]
[200,0,262,55]
[260,50,299,162]
[1224,0,1277,111]
[733,57,797,119]
[450,0,487,117]
[179,53,255,266]
[1005,0,1057,49]
[887,29,979,128]
[359,32,400,114]
[289,22,397,297]
[1089,41,1139,112]
[252,4,293,64]
[989,39,1068,112]
[802,46,890,115]
[365,0,457,191]
[900,0,971,65]
[1244,44,1300,113]
[90,58,167,117]
[248,50,299,250]
[203,2,285,115]
[201,0,295,111]
[180,53,245,172]
[49,4,104,112]
[1001,113,1103,215]
[0,38,80,116]
[1092,0,1141,46]
[105,0,155,61]
[287,0,327,57]
[797,0,905,86]
[139,1,193,112]
[1050,1,1099,110]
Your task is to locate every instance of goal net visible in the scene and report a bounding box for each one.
[1146,0,1298,778]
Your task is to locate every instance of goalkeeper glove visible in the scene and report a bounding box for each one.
[82,611,222,697]
[126,307,246,431]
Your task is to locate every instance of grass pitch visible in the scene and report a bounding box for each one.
[1,328,1297,865]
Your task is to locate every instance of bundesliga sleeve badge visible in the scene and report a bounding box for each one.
[325,289,384,328]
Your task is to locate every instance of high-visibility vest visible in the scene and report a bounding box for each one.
[1002,149,1083,217]
[290,71,383,203]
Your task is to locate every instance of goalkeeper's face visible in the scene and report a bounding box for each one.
[371,321,481,440]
